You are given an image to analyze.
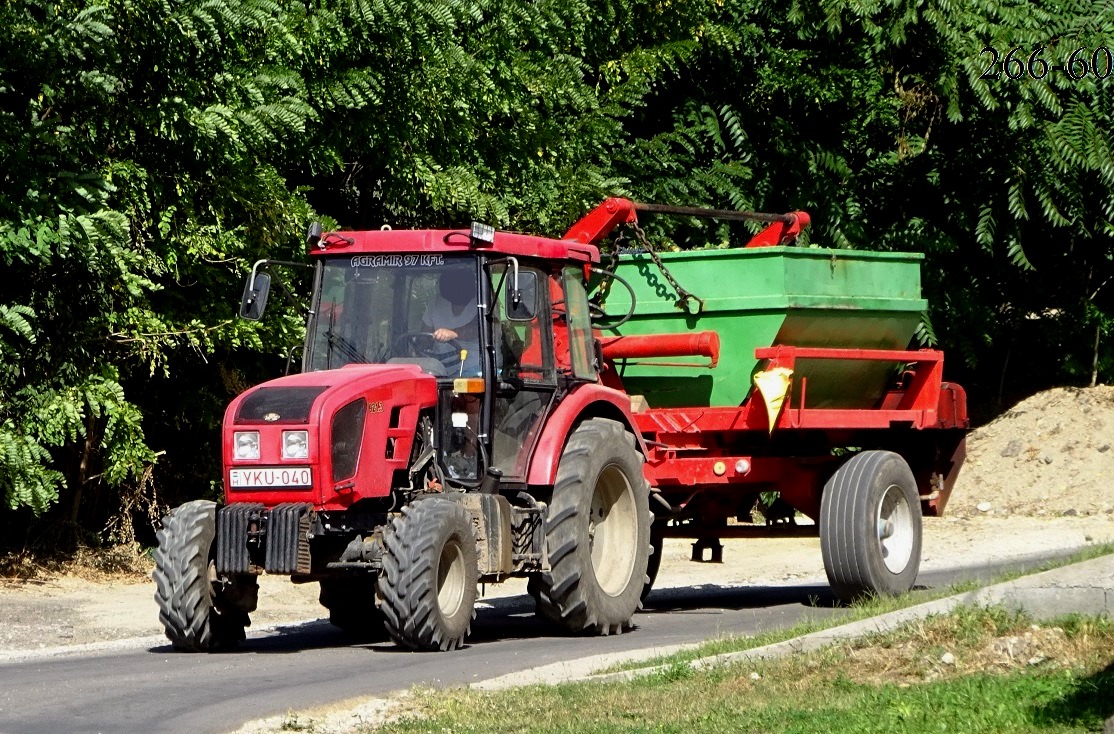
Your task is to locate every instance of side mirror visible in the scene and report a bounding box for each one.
[505,270,538,321]
[306,221,323,249]
[240,271,271,321]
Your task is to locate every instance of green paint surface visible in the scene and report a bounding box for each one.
[604,246,927,408]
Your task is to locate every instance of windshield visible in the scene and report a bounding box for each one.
[306,255,483,377]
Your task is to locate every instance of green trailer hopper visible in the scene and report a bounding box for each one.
[604,246,928,409]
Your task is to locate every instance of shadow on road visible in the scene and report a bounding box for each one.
[146,549,1085,656]
[644,582,837,612]
[150,580,844,655]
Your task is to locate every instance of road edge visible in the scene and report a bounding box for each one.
[496,552,1114,688]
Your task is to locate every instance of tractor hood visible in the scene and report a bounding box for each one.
[222,363,438,509]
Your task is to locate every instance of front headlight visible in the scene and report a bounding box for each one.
[233,431,260,460]
[282,430,310,459]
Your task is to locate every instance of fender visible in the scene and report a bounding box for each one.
[526,383,647,486]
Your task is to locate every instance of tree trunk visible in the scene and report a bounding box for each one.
[68,414,97,526]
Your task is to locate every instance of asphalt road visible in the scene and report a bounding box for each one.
[0,552,1078,734]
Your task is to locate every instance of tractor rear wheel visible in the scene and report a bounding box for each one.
[319,577,386,640]
[531,418,651,634]
[820,450,922,602]
[153,500,257,651]
[377,497,479,651]
[642,525,664,603]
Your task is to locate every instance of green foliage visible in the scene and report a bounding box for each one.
[612,0,1114,406]
[0,0,312,538]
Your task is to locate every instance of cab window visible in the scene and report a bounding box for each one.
[562,266,598,381]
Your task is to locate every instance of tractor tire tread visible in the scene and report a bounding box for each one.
[529,418,651,635]
[153,500,250,652]
[377,498,478,651]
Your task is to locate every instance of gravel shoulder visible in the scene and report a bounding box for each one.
[1,514,1111,654]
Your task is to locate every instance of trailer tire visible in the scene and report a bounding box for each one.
[820,450,922,602]
[531,418,651,634]
[319,578,387,640]
[153,500,255,651]
[377,497,478,651]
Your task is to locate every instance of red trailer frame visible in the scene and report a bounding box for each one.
[611,343,967,546]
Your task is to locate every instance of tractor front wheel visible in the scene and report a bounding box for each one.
[820,450,922,602]
[377,498,479,651]
[153,500,257,651]
[531,418,652,634]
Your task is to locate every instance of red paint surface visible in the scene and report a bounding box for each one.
[222,364,436,509]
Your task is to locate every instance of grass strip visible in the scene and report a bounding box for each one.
[370,606,1114,734]
[592,541,1114,675]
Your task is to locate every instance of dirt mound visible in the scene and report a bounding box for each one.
[952,386,1114,517]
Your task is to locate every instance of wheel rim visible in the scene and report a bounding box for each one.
[877,483,914,574]
[589,464,638,596]
[437,538,467,618]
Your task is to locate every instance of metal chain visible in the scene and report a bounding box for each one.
[592,228,626,308]
[607,228,624,274]
[628,221,705,315]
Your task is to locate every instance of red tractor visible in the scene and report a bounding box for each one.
[154,200,967,652]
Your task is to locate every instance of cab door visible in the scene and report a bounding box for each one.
[489,263,557,480]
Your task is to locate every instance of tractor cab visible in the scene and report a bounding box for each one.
[240,225,601,496]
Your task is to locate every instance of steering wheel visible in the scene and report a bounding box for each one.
[393,331,465,359]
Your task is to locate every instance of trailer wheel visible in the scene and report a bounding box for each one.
[820,450,922,602]
[153,500,256,651]
[377,497,478,651]
[319,578,386,640]
[531,418,651,634]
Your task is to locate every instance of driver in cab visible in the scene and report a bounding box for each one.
[423,272,481,376]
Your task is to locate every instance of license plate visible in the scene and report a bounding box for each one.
[229,466,313,488]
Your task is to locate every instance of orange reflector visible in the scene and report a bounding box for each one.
[453,378,485,394]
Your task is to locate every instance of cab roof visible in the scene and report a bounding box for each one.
[309,228,600,264]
